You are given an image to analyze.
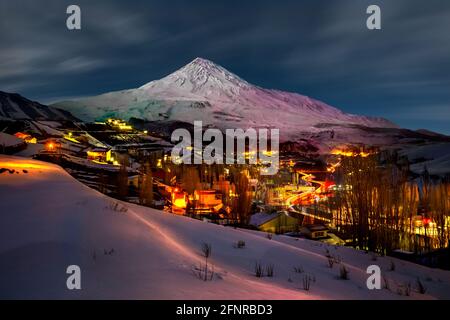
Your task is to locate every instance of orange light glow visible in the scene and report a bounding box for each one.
[44,140,60,153]
[0,160,56,170]
[173,198,187,208]
[14,132,37,144]
[331,149,371,158]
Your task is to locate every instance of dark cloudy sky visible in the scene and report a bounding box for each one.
[1,0,449,134]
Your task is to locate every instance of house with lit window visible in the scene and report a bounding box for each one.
[301,224,329,239]
[250,211,300,234]
[192,190,223,214]
[171,187,188,215]
[43,139,61,153]
[86,147,112,163]
[106,118,133,131]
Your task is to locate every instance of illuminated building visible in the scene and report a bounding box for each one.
[14,132,37,144]
[86,148,112,163]
[44,140,61,153]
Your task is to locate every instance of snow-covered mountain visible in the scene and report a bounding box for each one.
[53,58,397,142]
[0,91,78,122]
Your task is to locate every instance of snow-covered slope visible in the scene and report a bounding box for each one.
[0,91,78,122]
[53,58,396,141]
[399,142,450,175]
[1,155,450,299]
[0,132,24,148]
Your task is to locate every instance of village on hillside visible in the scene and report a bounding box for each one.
[1,116,449,270]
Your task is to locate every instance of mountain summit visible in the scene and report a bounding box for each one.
[139,57,251,102]
[53,58,397,144]
[140,58,251,96]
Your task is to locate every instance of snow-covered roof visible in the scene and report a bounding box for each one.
[248,212,296,227]
[0,132,24,147]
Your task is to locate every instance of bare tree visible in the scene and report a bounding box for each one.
[117,155,129,199]
[232,170,252,224]
[139,161,153,206]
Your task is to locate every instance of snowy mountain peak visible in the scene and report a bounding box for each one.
[139,58,250,98]
[177,57,249,86]
[189,57,222,69]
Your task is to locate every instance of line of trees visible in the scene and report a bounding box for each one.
[325,151,449,255]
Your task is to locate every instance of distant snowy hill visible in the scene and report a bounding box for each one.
[53,58,397,143]
[2,155,450,299]
[399,142,450,176]
[0,91,78,122]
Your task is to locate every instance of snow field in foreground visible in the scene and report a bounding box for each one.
[1,155,450,299]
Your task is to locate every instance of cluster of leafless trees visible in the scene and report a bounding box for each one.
[325,151,449,254]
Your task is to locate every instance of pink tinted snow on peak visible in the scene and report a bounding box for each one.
[140,57,251,100]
